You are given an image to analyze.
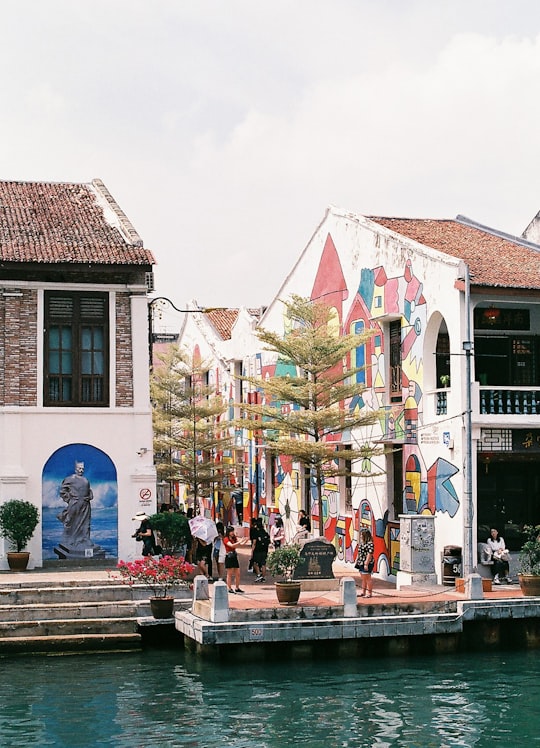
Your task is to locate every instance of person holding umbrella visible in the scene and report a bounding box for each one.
[188,515,220,582]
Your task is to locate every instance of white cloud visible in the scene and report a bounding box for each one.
[2,1,540,309]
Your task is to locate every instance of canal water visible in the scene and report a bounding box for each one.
[1,648,538,747]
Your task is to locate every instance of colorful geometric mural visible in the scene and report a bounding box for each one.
[243,229,461,575]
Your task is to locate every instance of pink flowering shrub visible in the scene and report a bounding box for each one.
[115,555,195,598]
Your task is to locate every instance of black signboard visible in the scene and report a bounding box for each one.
[293,539,337,580]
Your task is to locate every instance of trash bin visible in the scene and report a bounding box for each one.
[441,545,462,586]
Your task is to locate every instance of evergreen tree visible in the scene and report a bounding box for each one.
[151,345,232,510]
[242,294,381,535]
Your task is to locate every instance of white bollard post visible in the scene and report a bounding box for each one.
[341,577,358,617]
[211,580,230,623]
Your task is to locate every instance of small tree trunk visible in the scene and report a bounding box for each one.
[316,464,324,537]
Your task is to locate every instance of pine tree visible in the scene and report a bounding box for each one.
[151,345,232,510]
[242,294,381,535]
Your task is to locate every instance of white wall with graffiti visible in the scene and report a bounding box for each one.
[238,208,467,579]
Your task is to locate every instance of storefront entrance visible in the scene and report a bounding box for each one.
[477,454,540,550]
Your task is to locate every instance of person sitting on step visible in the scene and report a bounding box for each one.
[487,527,511,584]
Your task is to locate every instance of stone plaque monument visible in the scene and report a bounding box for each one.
[293,538,338,589]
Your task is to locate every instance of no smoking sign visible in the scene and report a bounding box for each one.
[139,488,152,502]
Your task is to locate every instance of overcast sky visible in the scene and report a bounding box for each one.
[3,1,540,324]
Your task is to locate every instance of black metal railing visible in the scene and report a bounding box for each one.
[479,387,540,415]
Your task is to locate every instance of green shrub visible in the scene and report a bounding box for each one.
[267,544,302,582]
[149,512,191,554]
[0,500,40,552]
[519,524,540,575]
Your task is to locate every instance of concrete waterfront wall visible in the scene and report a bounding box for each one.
[175,597,540,660]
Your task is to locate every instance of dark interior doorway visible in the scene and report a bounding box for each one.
[477,455,540,549]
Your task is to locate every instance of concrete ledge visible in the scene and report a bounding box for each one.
[0,632,141,654]
[192,600,212,619]
[299,579,340,591]
[175,609,464,647]
[459,598,540,620]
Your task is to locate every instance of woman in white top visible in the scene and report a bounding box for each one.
[487,527,510,584]
[212,521,227,581]
[270,516,285,549]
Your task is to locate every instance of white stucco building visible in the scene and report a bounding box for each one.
[0,179,156,568]
[176,205,540,585]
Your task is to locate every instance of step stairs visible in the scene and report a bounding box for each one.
[0,576,191,654]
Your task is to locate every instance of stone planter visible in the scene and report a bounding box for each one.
[149,596,175,618]
[518,574,540,596]
[7,552,30,571]
[275,581,302,606]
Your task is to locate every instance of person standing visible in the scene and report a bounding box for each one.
[253,518,271,583]
[223,526,246,594]
[132,512,156,557]
[232,489,244,525]
[270,515,285,549]
[195,538,213,581]
[248,517,258,572]
[355,528,375,598]
[213,521,226,581]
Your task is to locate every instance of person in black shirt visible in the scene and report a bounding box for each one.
[293,509,311,541]
[253,518,271,583]
[132,512,156,556]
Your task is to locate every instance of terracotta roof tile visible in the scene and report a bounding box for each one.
[368,216,540,290]
[0,179,154,265]
[205,307,262,340]
[206,309,240,340]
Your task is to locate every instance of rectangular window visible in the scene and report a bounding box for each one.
[44,292,109,406]
[389,320,402,402]
[387,445,403,520]
[475,335,539,387]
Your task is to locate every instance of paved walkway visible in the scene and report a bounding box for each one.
[0,547,524,612]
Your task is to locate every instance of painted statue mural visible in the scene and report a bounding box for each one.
[247,232,460,575]
[42,443,118,561]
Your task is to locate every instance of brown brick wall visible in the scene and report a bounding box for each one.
[0,290,38,406]
[0,289,136,408]
[115,292,134,407]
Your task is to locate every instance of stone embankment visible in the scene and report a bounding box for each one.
[0,572,190,655]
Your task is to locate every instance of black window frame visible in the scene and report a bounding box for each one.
[475,334,539,387]
[44,291,109,407]
[389,320,402,403]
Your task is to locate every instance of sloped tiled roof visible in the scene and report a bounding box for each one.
[368,216,540,290]
[205,307,263,340]
[0,179,154,265]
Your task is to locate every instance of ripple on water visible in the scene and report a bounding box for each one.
[0,650,539,747]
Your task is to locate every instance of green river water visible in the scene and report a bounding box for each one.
[0,648,538,747]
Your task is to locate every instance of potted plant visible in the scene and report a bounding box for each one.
[0,499,40,571]
[149,512,191,556]
[439,374,450,388]
[115,555,195,618]
[266,544,302,605]
[518,524,540,596]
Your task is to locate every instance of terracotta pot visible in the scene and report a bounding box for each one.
[7,552,30,571]
[275,581,302,606]
[518,574,540,596]
[149,596,175,618]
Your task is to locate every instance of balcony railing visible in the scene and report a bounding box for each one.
[479,387,540,415]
